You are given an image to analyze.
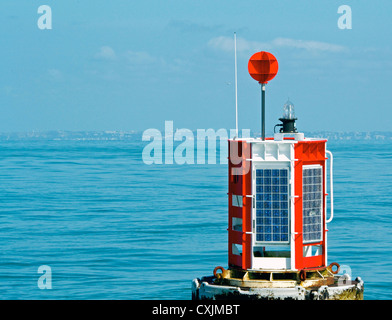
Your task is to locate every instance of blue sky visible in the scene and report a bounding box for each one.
[0,0,391,133]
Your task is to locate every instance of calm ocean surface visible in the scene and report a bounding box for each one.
[0,137,391,300]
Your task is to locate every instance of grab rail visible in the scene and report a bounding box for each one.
[326,150,334,223]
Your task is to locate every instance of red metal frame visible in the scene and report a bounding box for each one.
[294,140,327,270]
[228,138,328,271]
[228,140,252,270]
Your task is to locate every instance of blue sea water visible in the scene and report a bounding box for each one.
[0,137,391,300]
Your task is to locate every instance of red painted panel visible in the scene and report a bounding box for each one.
[294,140,327,270]
[303,255,323,269]
[228,140,253,270]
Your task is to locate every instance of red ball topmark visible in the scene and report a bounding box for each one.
[248,51,279,84]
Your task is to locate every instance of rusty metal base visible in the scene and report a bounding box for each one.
[192,268,364,300]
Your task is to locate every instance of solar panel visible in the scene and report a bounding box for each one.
[255,168,289,243]
[302,166,323,243]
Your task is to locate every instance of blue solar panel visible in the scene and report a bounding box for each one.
[255,168,290,243]
[302,166,323,243]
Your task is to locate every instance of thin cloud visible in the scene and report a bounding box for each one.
[272,37,346,53]
[124,50,159,65]
[208,36,271,53]
[47,69,63,81]
[208,36,347,53]
[91,46,187,80]
[95,46,117,61]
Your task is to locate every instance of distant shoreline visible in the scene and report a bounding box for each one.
[0,131,391,141]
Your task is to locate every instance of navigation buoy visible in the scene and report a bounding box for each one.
[192,48,364,300]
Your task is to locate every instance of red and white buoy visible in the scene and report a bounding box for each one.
[192,49,364,300]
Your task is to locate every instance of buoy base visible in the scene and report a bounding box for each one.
[192,275,364,300]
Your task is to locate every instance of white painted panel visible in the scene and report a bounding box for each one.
[252,257,291,270]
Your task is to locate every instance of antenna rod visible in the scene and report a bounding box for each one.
[234,32,238,137]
